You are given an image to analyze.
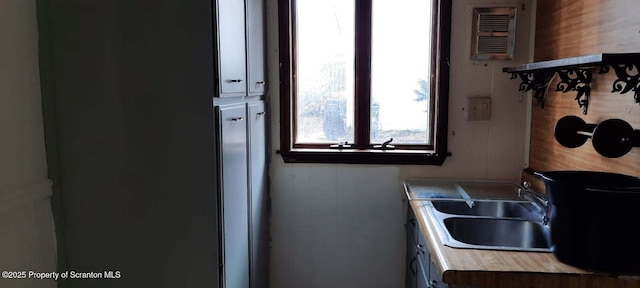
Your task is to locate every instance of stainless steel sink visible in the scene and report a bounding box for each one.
[431,200,540,219]
[424,200,552,252]
[443,217,551,251]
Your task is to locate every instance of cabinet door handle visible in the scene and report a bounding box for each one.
[256,81,266,85]
[256,111,266,116]
[231,117,244,121]
[228,79,244,83]
[416,244,425,253]
[409,256,417,277]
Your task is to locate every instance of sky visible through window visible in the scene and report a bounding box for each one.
[296,0,432,145]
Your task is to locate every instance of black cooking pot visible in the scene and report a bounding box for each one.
[534,171,640,273]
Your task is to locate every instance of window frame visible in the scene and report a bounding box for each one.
[278,0,452,165]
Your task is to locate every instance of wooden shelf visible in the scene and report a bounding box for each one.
[502,53,640,73]
[503,53,640,114]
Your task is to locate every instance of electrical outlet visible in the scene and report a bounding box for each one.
[467,96,491,120]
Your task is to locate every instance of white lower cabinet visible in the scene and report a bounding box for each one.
[216,101,268,288]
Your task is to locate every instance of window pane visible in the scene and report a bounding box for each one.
[371,0,433,145]
[295,0,355,144]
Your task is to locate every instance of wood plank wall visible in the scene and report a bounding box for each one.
[525,0,640,190]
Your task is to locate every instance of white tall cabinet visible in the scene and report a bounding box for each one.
[246,0,267,96]
[248,101,268,288]
[216,101,268,288]
[216,0,247,97]
[216,103,250,288]
[215,0,267,98]
[214,0,268,284]
[213,0,268,284]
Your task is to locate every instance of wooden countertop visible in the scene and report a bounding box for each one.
[410,201,640,288]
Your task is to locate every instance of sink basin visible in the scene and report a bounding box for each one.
[431,201,539,219]
[423,199,552,252]
[443,217,551,251]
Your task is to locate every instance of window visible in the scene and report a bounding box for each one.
[278,0,452,164]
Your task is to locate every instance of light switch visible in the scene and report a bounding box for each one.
[467,96,491,121]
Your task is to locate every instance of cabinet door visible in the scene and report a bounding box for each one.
[217,0,247,96]
[416,257,429,288]
[216,104,249,288]
[246,0,266,96]
[247,101,268,287]
[416,227,431,288]
[416,228,431,281]
[406,207,418,288]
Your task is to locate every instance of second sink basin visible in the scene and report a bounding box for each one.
[444,217,551,250]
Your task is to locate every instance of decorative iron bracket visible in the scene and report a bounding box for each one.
[556,69,592,115]
[503,53,640,113]
[510,71,555,108]
[599,64,640,103]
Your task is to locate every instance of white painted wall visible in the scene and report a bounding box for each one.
[0,1,57,287]
[266,0,535,287]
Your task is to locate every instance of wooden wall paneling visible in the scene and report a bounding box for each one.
[529,72,640,177]
[535,0,640,61]
[528,0,640,179]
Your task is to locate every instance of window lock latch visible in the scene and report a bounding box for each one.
[373,138,395,150]
[330,142,352,149]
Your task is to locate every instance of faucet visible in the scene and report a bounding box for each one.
[520,181,550,225]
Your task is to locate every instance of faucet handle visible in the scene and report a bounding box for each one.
[520,183,550,209]
[520,182,551,225]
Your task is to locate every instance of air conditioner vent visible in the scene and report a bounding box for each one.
[479,14,510,32]
[478,36,509,54]
[471,7,516,60]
